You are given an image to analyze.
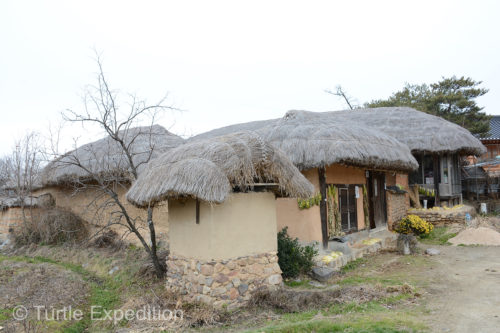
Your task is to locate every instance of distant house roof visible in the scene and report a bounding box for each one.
[480,116,500,140]
[42,125,185,186]
[0,196,39,210]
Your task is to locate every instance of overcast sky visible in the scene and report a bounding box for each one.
[1,0,499,156]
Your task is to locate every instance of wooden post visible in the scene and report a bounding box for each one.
[318,167,328,249]
[433,155,440,207]
[196,199,200,224]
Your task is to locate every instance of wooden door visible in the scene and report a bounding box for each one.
[369,172,387,228]
[339,186,358,233]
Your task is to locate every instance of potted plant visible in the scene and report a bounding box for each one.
[394,215,433,255]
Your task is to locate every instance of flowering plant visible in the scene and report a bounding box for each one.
[394,215,433,236]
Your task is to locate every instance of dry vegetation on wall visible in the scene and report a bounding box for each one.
[12,208,88,246]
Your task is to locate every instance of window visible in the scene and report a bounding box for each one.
[423,154,435,185]
[442,155,449,184]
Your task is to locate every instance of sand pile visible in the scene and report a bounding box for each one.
[449,227,500,246]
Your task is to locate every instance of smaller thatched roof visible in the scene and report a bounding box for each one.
[0,196,39,210]
[42,125,185,186]
[1,174,43,192]
[126,131,315,206]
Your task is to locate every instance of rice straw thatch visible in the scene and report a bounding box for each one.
[191,107,486,170]
[191,110,418,171]
[42,125,184,185]
[126,131,315,206]
[0,196,39,210]
[320,107,486,155]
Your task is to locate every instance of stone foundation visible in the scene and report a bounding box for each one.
[408,205,476,226]
[166,252,282,308]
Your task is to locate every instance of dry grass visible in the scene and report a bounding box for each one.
[89,229,124,249]
[12,208,88,246]
[0,259,90,332]
[248,284,397,313]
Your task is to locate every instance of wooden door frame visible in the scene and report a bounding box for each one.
[331,184,361,234]
[367,171,387,229]
[367,172,376,229]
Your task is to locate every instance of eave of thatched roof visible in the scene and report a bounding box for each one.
[126,131,315,206]
[0,196,39,210]
[41,125,185,186]
[323,107,486,156]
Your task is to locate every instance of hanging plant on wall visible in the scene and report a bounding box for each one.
[327,185,343,238]
[297,192,322,210]
[418,186,435,197]
[363,185,369,228]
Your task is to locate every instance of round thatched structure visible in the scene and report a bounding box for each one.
[126,131,315,206]
[42,125,185,186]
[322,107,486,156]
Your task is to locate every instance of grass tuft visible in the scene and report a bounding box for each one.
[418,226,456,245]
[341,257,367,273]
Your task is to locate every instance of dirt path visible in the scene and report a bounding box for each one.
[423,245,500,333]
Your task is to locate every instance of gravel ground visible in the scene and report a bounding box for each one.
[423,245,500,333]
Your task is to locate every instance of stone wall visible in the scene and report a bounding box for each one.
[386,192,408,230]
[408,205,476,226]
[165,252,282,308]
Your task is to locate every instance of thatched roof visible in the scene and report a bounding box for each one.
[323,107,486,156]
[258,110,418,171]
[191,107,486,169]
[191,110,418,171]
[126,131,315,206]
[0,196,39,210]
[42,125,184,186]
[192,119,277,141]
[1,174,43,191]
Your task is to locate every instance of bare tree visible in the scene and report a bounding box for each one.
[0,156,11,190]
[54,56,176,278]
[9,132,43,222]
[325,85,358,110]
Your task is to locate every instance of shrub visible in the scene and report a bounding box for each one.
[394,214,433,236]
[13,208,88,245]
[277,227,318,279]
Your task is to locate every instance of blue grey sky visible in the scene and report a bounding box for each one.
[1,0,499,155]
